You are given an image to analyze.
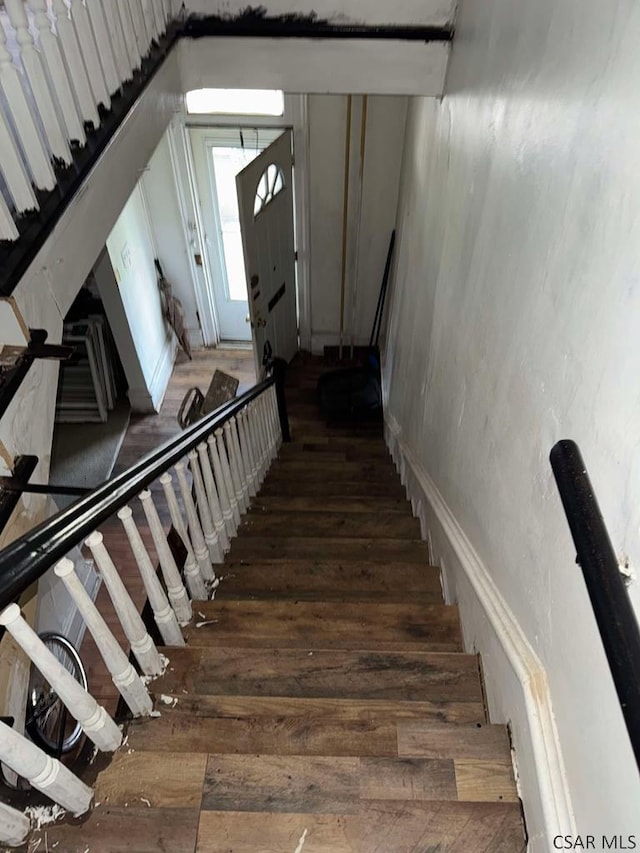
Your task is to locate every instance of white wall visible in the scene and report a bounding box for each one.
[384,0,640,847]
[106,185,175,413]
[309,95,406,353]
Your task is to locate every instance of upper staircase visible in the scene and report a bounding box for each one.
[9,353,525,852]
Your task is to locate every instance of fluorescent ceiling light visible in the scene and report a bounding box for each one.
[186,88,285,116]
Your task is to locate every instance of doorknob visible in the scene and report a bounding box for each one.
[246,314,266,329]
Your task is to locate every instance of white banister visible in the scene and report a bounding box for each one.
[0,719,93,816]
[188,450,223,564]
[0,801,29,847]
[116,0,142,71]
[198,441,230,552]
[54,558,153,717]
[0,605,122,752]
[159,472,208,600]
[139,489,192,624]
[85,531,163,675]
[102,0,133,83]
[175,460,215,582]
[0,20,55,191]
[229,414,250,508]
[28,0,86,145]
[117,506,185,646]
[4,0,70,164]
[208,433,236,538]
[50,0,100,127]
[238,407,258,497]
[68,0,110,109]
[215,427,241,525]
[85,0,121,96]
[224,419,248,514]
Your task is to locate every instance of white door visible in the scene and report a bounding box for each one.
[236,131,298,368]
[189,128,283,342]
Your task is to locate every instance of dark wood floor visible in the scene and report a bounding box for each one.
[30,351,526,852]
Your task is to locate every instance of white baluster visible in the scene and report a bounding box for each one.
[85,0,121,95]
[141,0,160,42]
[0,719,93,815]
[85,531,163,675]
[229,416,249,508]
[117,506,185,646]
[4,0,70,163]
[197,442,230,552]
[28,0,86,145]
[188,450,223,564]
[126,0,150,57]
[54,558,153,717]
[215,427,241,525]
[161,0,172,25]
[238,408,258,498]
[246,401,265,486]
[159,472,207,600]
[224,419,247,514]
[0,605,122,752]
[50,0,99,127]
[67,0,110,108]
[0,194,18,241]
[175,461,215,582]
[102,0,133,83]
[208,433,237,538]
[0,801,29,847]
[259,391,275,464]
[153,0,167,33]
[0,20,55,190]
[0,109,37,213]
[139,489,192,623]
[270,383,283,448]
[116,0,142,70]
[268,385,280,454]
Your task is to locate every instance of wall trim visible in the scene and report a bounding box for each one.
[148,336,177,412]
[384,411,575,848]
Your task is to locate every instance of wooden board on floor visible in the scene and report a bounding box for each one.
[227,536,430,562]
[239,510,421,539]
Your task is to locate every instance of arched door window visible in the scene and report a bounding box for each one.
[253,163,285,216]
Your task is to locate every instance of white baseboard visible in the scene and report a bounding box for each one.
[384,412,575,852]
[129,337,177,413]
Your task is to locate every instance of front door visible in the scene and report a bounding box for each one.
[236,131,298,370]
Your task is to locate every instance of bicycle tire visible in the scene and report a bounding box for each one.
[25,633,87,756]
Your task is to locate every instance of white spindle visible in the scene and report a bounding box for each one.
[67,0,110,108]
[229,416,249,508]
[215,427,241,525]
[139,489,192,623]
[28,0,86,145]
[117,506,185,646]
[259,391,274,464]
[126,0,150,57]
[0,20,55,190]
[0,719,93,816]
[0,109,37,212]
[197,442,230,552]
[0,605,122,752]
[238,408,258,498]
[188,450,223,564]
[271,384,283,447]
[224,420,248,513]
[141,0,160,42]
[54,558,153,717]
[0,801,29,847]
[85,0,121,95]
[0,194,18,241]
[153,0,167,33]
[85,531,163,675]
[207,433,236,538]
[175,461,215,582]
[246,401,265,486]
[4,0,70,164]
[116,0,142,70]
[102,0,133,83]
[267,385,279,454]
[159,472,207,600]
[161,0,172,25]
[51,0,100,127]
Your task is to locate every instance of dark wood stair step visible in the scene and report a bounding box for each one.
[249,495,413,514]
[216,559,442,602]
[228,536,429,562]
[280,439,390,459]
[182,600,462,652]
[257,479,406,499]
[195,802,526,852]
[238,510,420,540]
[155,646,483,705]
[266,460,398,482]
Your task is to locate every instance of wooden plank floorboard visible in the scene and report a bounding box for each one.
[239,509,421,539]
[227,536,430,562]
[249,495,412,513]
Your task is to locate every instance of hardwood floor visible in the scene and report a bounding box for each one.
[30,351,526,852]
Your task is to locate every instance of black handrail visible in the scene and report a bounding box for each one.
[550,439,640,770]
[0,375,278,612]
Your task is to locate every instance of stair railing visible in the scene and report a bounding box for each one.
[550,439,640,773]
[0,374,284,845]
[0,0,173,242]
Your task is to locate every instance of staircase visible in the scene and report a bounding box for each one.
[23,353,526,852]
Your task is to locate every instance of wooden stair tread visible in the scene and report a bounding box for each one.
[228,536,429,561]
[238,510,421,539]
[249,495,414,514]
[183,600,462,651]
[258,479,407,498]
[266,460,399,481]
[154,646,483,703]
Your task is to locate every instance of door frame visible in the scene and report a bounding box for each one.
[168,94,311,352]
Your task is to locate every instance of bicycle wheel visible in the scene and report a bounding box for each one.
[25,633,87,756]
